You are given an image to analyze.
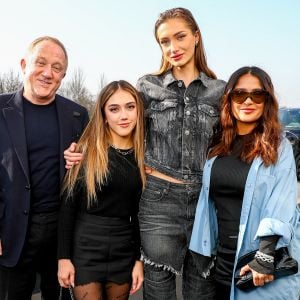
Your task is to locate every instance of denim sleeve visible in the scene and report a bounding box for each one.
[136,77,152,109]
[254,139,297,247]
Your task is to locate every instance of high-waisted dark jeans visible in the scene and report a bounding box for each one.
[139,175,216,300]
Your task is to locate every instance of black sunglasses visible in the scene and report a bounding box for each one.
[229,89,268,104]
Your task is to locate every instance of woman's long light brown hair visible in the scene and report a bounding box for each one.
[208,66,282,166]
[62,80,145,206]
[154,7,216,79]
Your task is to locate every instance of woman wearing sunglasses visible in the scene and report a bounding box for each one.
[190,66,300,299]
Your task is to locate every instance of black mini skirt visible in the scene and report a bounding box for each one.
[72,213,136,285]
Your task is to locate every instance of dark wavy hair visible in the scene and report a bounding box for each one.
[208,66,282,166]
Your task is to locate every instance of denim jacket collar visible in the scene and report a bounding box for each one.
[162,70,210,88]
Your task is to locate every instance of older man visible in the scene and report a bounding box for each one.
[0,36,89,299]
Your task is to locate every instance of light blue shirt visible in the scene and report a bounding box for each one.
[190,137,300,299]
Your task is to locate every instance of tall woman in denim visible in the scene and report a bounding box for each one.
[136,7,225,299]
[190,66,300,299]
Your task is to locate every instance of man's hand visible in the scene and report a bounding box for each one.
[144,165,152,175]
[64,142,83,169]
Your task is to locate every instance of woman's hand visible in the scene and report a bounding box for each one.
[64,142,83,169]
[130,260,144,295]
[58,259,75,288]
[240,264,274,286]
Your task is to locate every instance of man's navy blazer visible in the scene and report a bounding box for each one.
[0,89,89,267]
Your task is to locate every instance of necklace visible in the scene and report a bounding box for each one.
[110,144,134,156]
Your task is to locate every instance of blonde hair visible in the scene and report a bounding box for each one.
[154,7,216,79]
[62,80,145,206]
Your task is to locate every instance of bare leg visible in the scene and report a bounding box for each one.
[74,281,104,300]
[105,281,131,300]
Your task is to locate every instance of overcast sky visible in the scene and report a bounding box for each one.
[1,0,299,107]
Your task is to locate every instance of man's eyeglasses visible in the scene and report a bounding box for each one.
[229,89,268,104]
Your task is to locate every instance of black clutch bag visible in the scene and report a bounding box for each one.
[234,247,298,291]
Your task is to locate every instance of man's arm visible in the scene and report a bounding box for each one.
[64,105,89,169]
[64,142,83,169]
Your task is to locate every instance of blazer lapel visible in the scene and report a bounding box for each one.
[2,90,30,184]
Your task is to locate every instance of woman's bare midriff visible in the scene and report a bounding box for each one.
[146,167,185,184]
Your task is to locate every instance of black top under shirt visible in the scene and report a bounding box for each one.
[58,147,142,260]
[210,135,251,285]
[210,135,279,285]
[23,97,60,213]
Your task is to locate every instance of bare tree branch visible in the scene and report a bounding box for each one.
[59,68,96,115]
[0,70,22,93]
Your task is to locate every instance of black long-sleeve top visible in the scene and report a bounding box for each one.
[210,135,278,285]
[58,147,142,260]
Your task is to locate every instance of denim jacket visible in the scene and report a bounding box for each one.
[190,137,300,299]
[137,71,226,183]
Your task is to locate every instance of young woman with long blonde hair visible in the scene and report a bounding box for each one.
[57,80,145,300]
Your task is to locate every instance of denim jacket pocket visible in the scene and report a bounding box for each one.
[197,104,219,137]
[147,101,178,133]
[150,100,177,110]
[197,103,219,117]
